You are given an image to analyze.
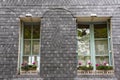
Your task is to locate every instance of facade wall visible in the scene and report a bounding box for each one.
[0,0,120,80]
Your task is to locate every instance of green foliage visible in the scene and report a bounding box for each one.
[78,29,82,37]
[21,65,29,71]
[77,66,93,70]
[21,64,37,71]
[96,66,113,70]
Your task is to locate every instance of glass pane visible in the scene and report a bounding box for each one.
[31,56,40,71]
[95,40,108,55]
[23,40,31,55]
[96,56,109,65]
[33,23,40,39]
[94,24,107,38]
[77,24,90,56]
[24,24,31,39]
[78,56,91,66]
[22,56,29,64]
[32,40,39,55]
[31,56,38,65]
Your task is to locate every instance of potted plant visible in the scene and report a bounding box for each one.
[77,61,93,73]
[96,61,113,74]
[21,61,29,71]
[21,61,37,74]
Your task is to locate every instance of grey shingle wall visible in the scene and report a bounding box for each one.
[0,7,19,80]
[1,0,120,6]
[111,8,120,80]
[0,0,120,80]
[40,9,77,80]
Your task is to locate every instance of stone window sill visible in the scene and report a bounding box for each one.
[20,70,39,75]
[77,70,114,75]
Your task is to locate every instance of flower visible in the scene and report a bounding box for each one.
[86,64,89,67]
[103,61,107,66]
[79,62,82,65]
[87,60,91,65]
[22,63,24,66]
[96,64,99,67]
[106,64,109,66]
[33,62,36,65]
[88,62,91,65]
[21,61,37,71]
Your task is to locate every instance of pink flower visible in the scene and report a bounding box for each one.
[87,61,91,65]
[103,61,107,66]
[33,62,36,65]
[21,63,24,66]
[79,62,82,65]
[96,64,99,67]
[88,62,91,65]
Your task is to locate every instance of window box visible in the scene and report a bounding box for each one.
[96,65,113,70]
[77,66,93,70]
[21,62,37,74]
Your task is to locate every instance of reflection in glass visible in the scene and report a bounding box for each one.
[95,40,108,55]
[78,56,91,65]
[77,25,90,56]
[33,24,40,39]
[23,56,29,63]
[24,24,31,39]
[31,56,40,71]
[94,24,107,38]
[77,24,91,66]
[24,40,31,55]
[96,56,109,64]
[33,40,39,55]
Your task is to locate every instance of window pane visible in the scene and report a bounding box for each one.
[78,56,91,66]
[31,56,39,65]
[23,40,31,55]
[95,40,108,55]
[94,24,107,38]
[77,25,90,56]
[31,56,40,71]
[33,23,40,39]
[96,56,109,64]
[24,24,31,39]
[23,56,29,63]
[32,40,39,55]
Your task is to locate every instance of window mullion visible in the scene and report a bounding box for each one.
[31,23,33,64]
[90,24,96,71]
[107,20,112,66]
[20,22,24,71]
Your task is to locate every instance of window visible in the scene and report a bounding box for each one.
[77,22,113,72]
[19,21,40,74]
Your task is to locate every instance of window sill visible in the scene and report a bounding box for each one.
[77,70,114,75]
[20,70,39,75]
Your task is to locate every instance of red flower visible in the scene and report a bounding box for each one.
[96,64,99,67]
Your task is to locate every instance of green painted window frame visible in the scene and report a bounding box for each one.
[77,21,113,71]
